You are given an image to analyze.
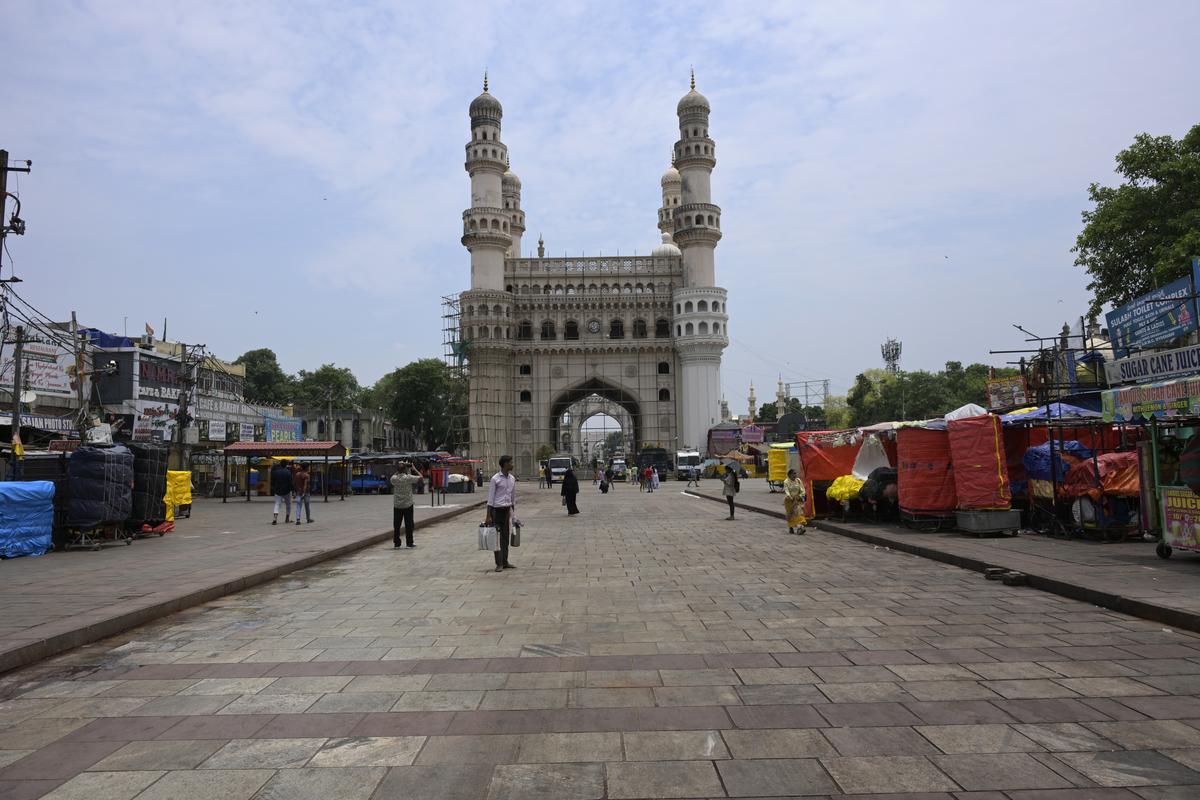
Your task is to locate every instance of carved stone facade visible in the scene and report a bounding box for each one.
[459,75,727,476]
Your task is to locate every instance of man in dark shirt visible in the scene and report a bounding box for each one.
[270,462,293,525]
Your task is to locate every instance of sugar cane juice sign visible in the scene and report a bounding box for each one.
[1102,377,1200,422]
[1104,342,1200,386]
[1160,486,1200,550]
[1105,262,1200,359]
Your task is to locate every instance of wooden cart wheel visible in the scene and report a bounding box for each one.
[1156,542,1173,560]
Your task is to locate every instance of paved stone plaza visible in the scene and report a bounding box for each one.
[2,484,1200,799]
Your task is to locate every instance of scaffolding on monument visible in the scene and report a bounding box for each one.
[440,294,470,455]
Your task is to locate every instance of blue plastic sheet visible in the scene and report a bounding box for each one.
[1022,441,1094,482]
[0,481,55,558]
[1002,403,1101,425]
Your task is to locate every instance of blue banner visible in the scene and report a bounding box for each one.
[1106,263,1200,358]
[263,415,301,442]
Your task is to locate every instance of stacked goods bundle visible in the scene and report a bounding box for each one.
[20,453,71,546]
[0,481,55,557]
[826,475,865,502]
[67,445,134,529]
[947,415,1012,509]
[1022,440,1092,499]
[128,442,169,525]
[1063,452,1140,501]
[897,427,957,518]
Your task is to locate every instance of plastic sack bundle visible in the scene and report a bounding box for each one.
[851,435,892,479]
[164,471,193,522]
[67,445,134,529]
[826,475,865,502]
[0,481,55,557]
[129,442,169,524]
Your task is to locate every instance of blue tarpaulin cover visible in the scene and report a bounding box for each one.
[1022,440,1094,482]
[1001,403,1102,425]
[0,481,55,557]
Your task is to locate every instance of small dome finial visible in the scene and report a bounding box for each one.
[690,67,695,91]
[483,68,488,93]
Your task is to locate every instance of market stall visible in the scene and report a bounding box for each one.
[896,426,957,530]
[1102,376,1200,557]
[220,441,348,503]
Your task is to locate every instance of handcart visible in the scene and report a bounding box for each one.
[1063,452,1140,543]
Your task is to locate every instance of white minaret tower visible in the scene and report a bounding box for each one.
[502,157,525,258]
[462,72,512,290]
[776,377,787,419]
[748,383,757,421]
[672,69,729,449]
[658,153,681,240]
[461,72,514,470]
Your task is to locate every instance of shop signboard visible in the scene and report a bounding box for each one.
[0,412,78,434]
[709,428,740,456]
[740,424,764,443]
[0,341,74,396]
[1104,342,1200,386]
[1160,486,1200,552]
[132,398,179,442]
[263,415,300,442]
[1105,260,1200,358]
[985,375,1030,409]
[204,420,227,442]
[1102,376,1200,422]
[48,439,80,452]
[239,422,255,442]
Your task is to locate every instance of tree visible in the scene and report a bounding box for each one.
[756,402,778,423]
[233,348,293,405]
[381,359,464,450]
[534,444,555,463]
[294,364,361,410]
[1074,124,1200,315]
[845,363,1017,426]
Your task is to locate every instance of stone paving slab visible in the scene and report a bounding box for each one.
[0,484,1199,797]
[685,479,1200,634]
[0,495,484,673]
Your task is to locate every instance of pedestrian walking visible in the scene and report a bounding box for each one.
[270,460,293,525]
[293,463,313,525]
[561,467,580,515]
[722,464,740,520]
[390,461,420,548]
[604,467,615,492]
[485,455,517,572]
[592,468,600,485]
[686,468,700,488]
[651,466,660,491]
[783,469,808,534]
[545,463,554,488]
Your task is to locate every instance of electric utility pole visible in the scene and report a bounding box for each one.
[9,325,23,477]
[0,150,32,278]
[71,311,88,440]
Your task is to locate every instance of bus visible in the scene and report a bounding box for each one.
[676,450,702,480]
[547,454,575,481]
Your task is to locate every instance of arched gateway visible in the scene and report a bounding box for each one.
[457,74,729,474]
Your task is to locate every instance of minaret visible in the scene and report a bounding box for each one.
[537,234,545,258]
[720,396,731,423]
[460,72,514,471]
[658,153,681,240]
[776,377,787,419]
[502,156,525,258]
[748,383,757,421]
[462,71,511,290]
[671,69,729,449]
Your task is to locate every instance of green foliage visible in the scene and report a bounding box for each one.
[845,362,1018,427]
[233,348,294,405]
[294,364,361,410]
[603,430,624,455]
[378,358,464,451]
[1074,124,1200,315]
[534,443,555,462]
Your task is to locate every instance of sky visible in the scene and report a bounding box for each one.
[3,0,1198,412]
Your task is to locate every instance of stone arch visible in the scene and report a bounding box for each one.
[548,377,643,458]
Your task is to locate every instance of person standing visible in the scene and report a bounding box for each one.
[722,464,740,520]
[270,460,293,525]
[783,468,807,534]
[293,463,313,525]
[486,455,517,572]
[390,462,420,548]
[561,467,580,515]
[604,466,615,492]
[545,463,554,488]
[651,466,660,491]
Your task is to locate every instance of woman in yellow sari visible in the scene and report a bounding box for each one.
[783,469,807,534]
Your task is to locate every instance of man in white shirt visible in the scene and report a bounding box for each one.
[485,454,517,573]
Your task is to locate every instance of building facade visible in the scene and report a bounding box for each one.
[458,74,729,475]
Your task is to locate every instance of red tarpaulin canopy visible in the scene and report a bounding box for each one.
[796,431,863,517]
[948,415,1012,510]
[1062,452,1140,500]
[897,427,957,515]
